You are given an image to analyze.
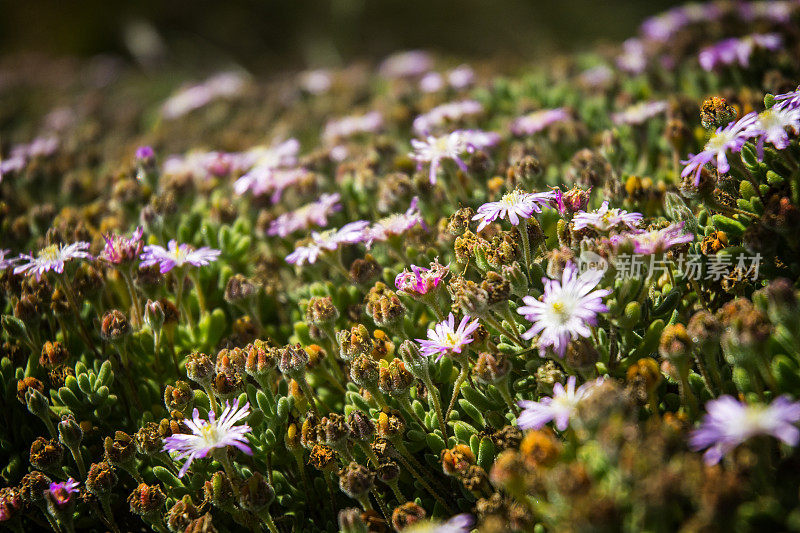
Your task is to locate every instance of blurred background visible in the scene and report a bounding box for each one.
[1,0,684,71]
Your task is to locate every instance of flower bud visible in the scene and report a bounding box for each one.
[378,359,414,396]
[441,444,474,477]
[245,339,277,378]
[29,437,64,472]
[376,410,405,440]
[700,96,737,130]
[565,340,600,374]
[392,501,427,530]
[338,462,375,499]
[319,413,350,448]
[17,376,44,404]
[58,414,83,449]
[309,444,338,472]
[473,352,510,384]
[25,386,51,419]
[687,310,722,352]
[143,299,165,331]
[164,381,194,413]
[277,344,310,378]
[213,370,245,398]
[167,495,200,533]
[366,282,406,328]
[104,431,137,469]
[134,422,163,456]
[397,341,429,381]
[348,411,375,442]
[0,487,22,522]
[39,340,70,369]
[20,471,51,507]
[535,361,565,394]
[306,296,339,327]
[100,309,131,342]
[204,471,236,509]
[86,461,117,498]
[337,324,372,362]
[338,507,369,533]
[184,512,216,533]
[519,429,561,468]
[224,274,258,303]
[481,271,510,307]
[128,483,166,519]
[350,355,379,389]
[349,255,381,286]
[186,352,215,387]
[238,472,275,513]
[376,459,400,483]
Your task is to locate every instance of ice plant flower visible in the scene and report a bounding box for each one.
[775,87,800,109]
[412,99,483,136]
[681,112,761,185]
[367,197,425,246]
[99,227,144,265]
[46,478,80,508]
[698,34,782,71]
[379,50,433,79]
[0,250,16,271]
[285,220,370,265]
[140,240,221,274]
[517,376,603,431]
[395,259,448,296]
[690,395,800,465]
[517,262,610,357]
[14,242,92,281]
[611,100,668,126]
[510,108,569,136]
[613,222,694,255]
[417,313,480,361]
[233,139,301,197]
[472,190,555,231]
[323,111,383,144]
[410,130,498,184]
[163,400,252,477]
[162,71,246,119]
[267,193,341,238]
[406,514,475,533]
[753,102,800,155]
[571,201,643,232]
[616,38,647,75]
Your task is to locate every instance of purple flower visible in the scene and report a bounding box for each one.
[298,69,332,95]
[285,220,370,266]
[571,201,643,232]
[640,8,690,42]
[14,242,92,281]
[472,190,555,231]
[447,65,475,90]
[430,514,475,533]
[100,227,144,265]
[140,240,221,274]
[410,129,499,185]
[690,395,800,465]
[698,34,783,71]
[0,136,59,178]
[518,376,603,431]
[681,112,761,185]
[611,100,668,126]
[616,38,648,75]
[163,399,252,477]
[613,222,694,255]
[135,145,155,162]
[46,478,80,508]
[417,313,481,362]
[419,72,445,93]
[579,65,614,88]
[232,139,303,199]
[517,262,610,357]
[268,193,341,238]
[510,108,570,136]
[775,87,800,109]
[395,259,448,297]
[162,71,246,119]
[323,111,383,144]
[412,99,483,136]
[0,250,17,272]
[754,102,800,155]
[379,50,433,79]
[367,197,426,247]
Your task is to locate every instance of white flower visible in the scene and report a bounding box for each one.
[517,376,603,431]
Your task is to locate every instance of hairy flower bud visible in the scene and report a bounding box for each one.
[339,462,375,499]
[238,472,275,513]
[20,471,51,507]
[365,282,406,328]
[58,414,83,449]
[348,411,375,442]
[338,507,369,533]
[376,410,405,440]
[143,299,165,331]
[104,431,137,469]
[86,461,117,498]
[245,339,277,378]
[224,274,258,303]
[186,352,215,387]
[134,422,163,456]
[337,324,372,362]
[17,376,44,404]
[277,344,310,378]
[350,355,379,389]
[392,501,427,530]
[473,352,510,384]
[319,412,350,448]
[309,444,338,471]
[306,296,339,327]
[39,340,70,369]
[441,444,475,477]
[128,483,166,518]
[100,309,131,342]
[164,380,194,413]
[167,495,200,532]
[204,471,236,509]
[30,437,64,472]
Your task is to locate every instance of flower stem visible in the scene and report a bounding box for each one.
[445,362,469,422]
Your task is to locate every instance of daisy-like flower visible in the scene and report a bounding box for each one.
[510,108,570,136]
[46,478,80,509]
[140,240,221,274]
[640,7,690,42]
[14,242,92,281]
[517,262,610,357]
[517,376,603,431]
[447,65,475,90]
[162,71,246,119]
[774,87,800,109]
[612,222,694,255]
[579,65,614,89]
[698,34,783,72]
[232,139,302,197]
[298,69,332,95]
[405,514,475,533]
[611,100,668,126]
[163,399,252,477]
[681,112,761,185]
[379,50,433,79]
[410,131,471,184]
[99,227,144,265]
[417,313,481,361]
[412,99,483,136]
[285,220,370,265]
[571,201,643,232]
[472,190,555,231]
[690,395,800,465]
[267,193,341,238]
[323,111,383,144]
[753,102,800,155]
[616,38,648,75]
[367,197,426,247]
[395,259,448,297]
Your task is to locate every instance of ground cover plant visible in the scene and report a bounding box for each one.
[4,1,800,531]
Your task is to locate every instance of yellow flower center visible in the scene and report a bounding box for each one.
[39,244,60,262]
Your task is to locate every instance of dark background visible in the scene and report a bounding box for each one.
[0,0,683,70]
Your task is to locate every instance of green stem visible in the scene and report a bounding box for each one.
[519,218,533,282]
[422,374,447,438]
[445,362,470,422]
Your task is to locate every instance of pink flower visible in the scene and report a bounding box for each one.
[14,242,92,281]
[417,313,481,361]
[140,240,221,273]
